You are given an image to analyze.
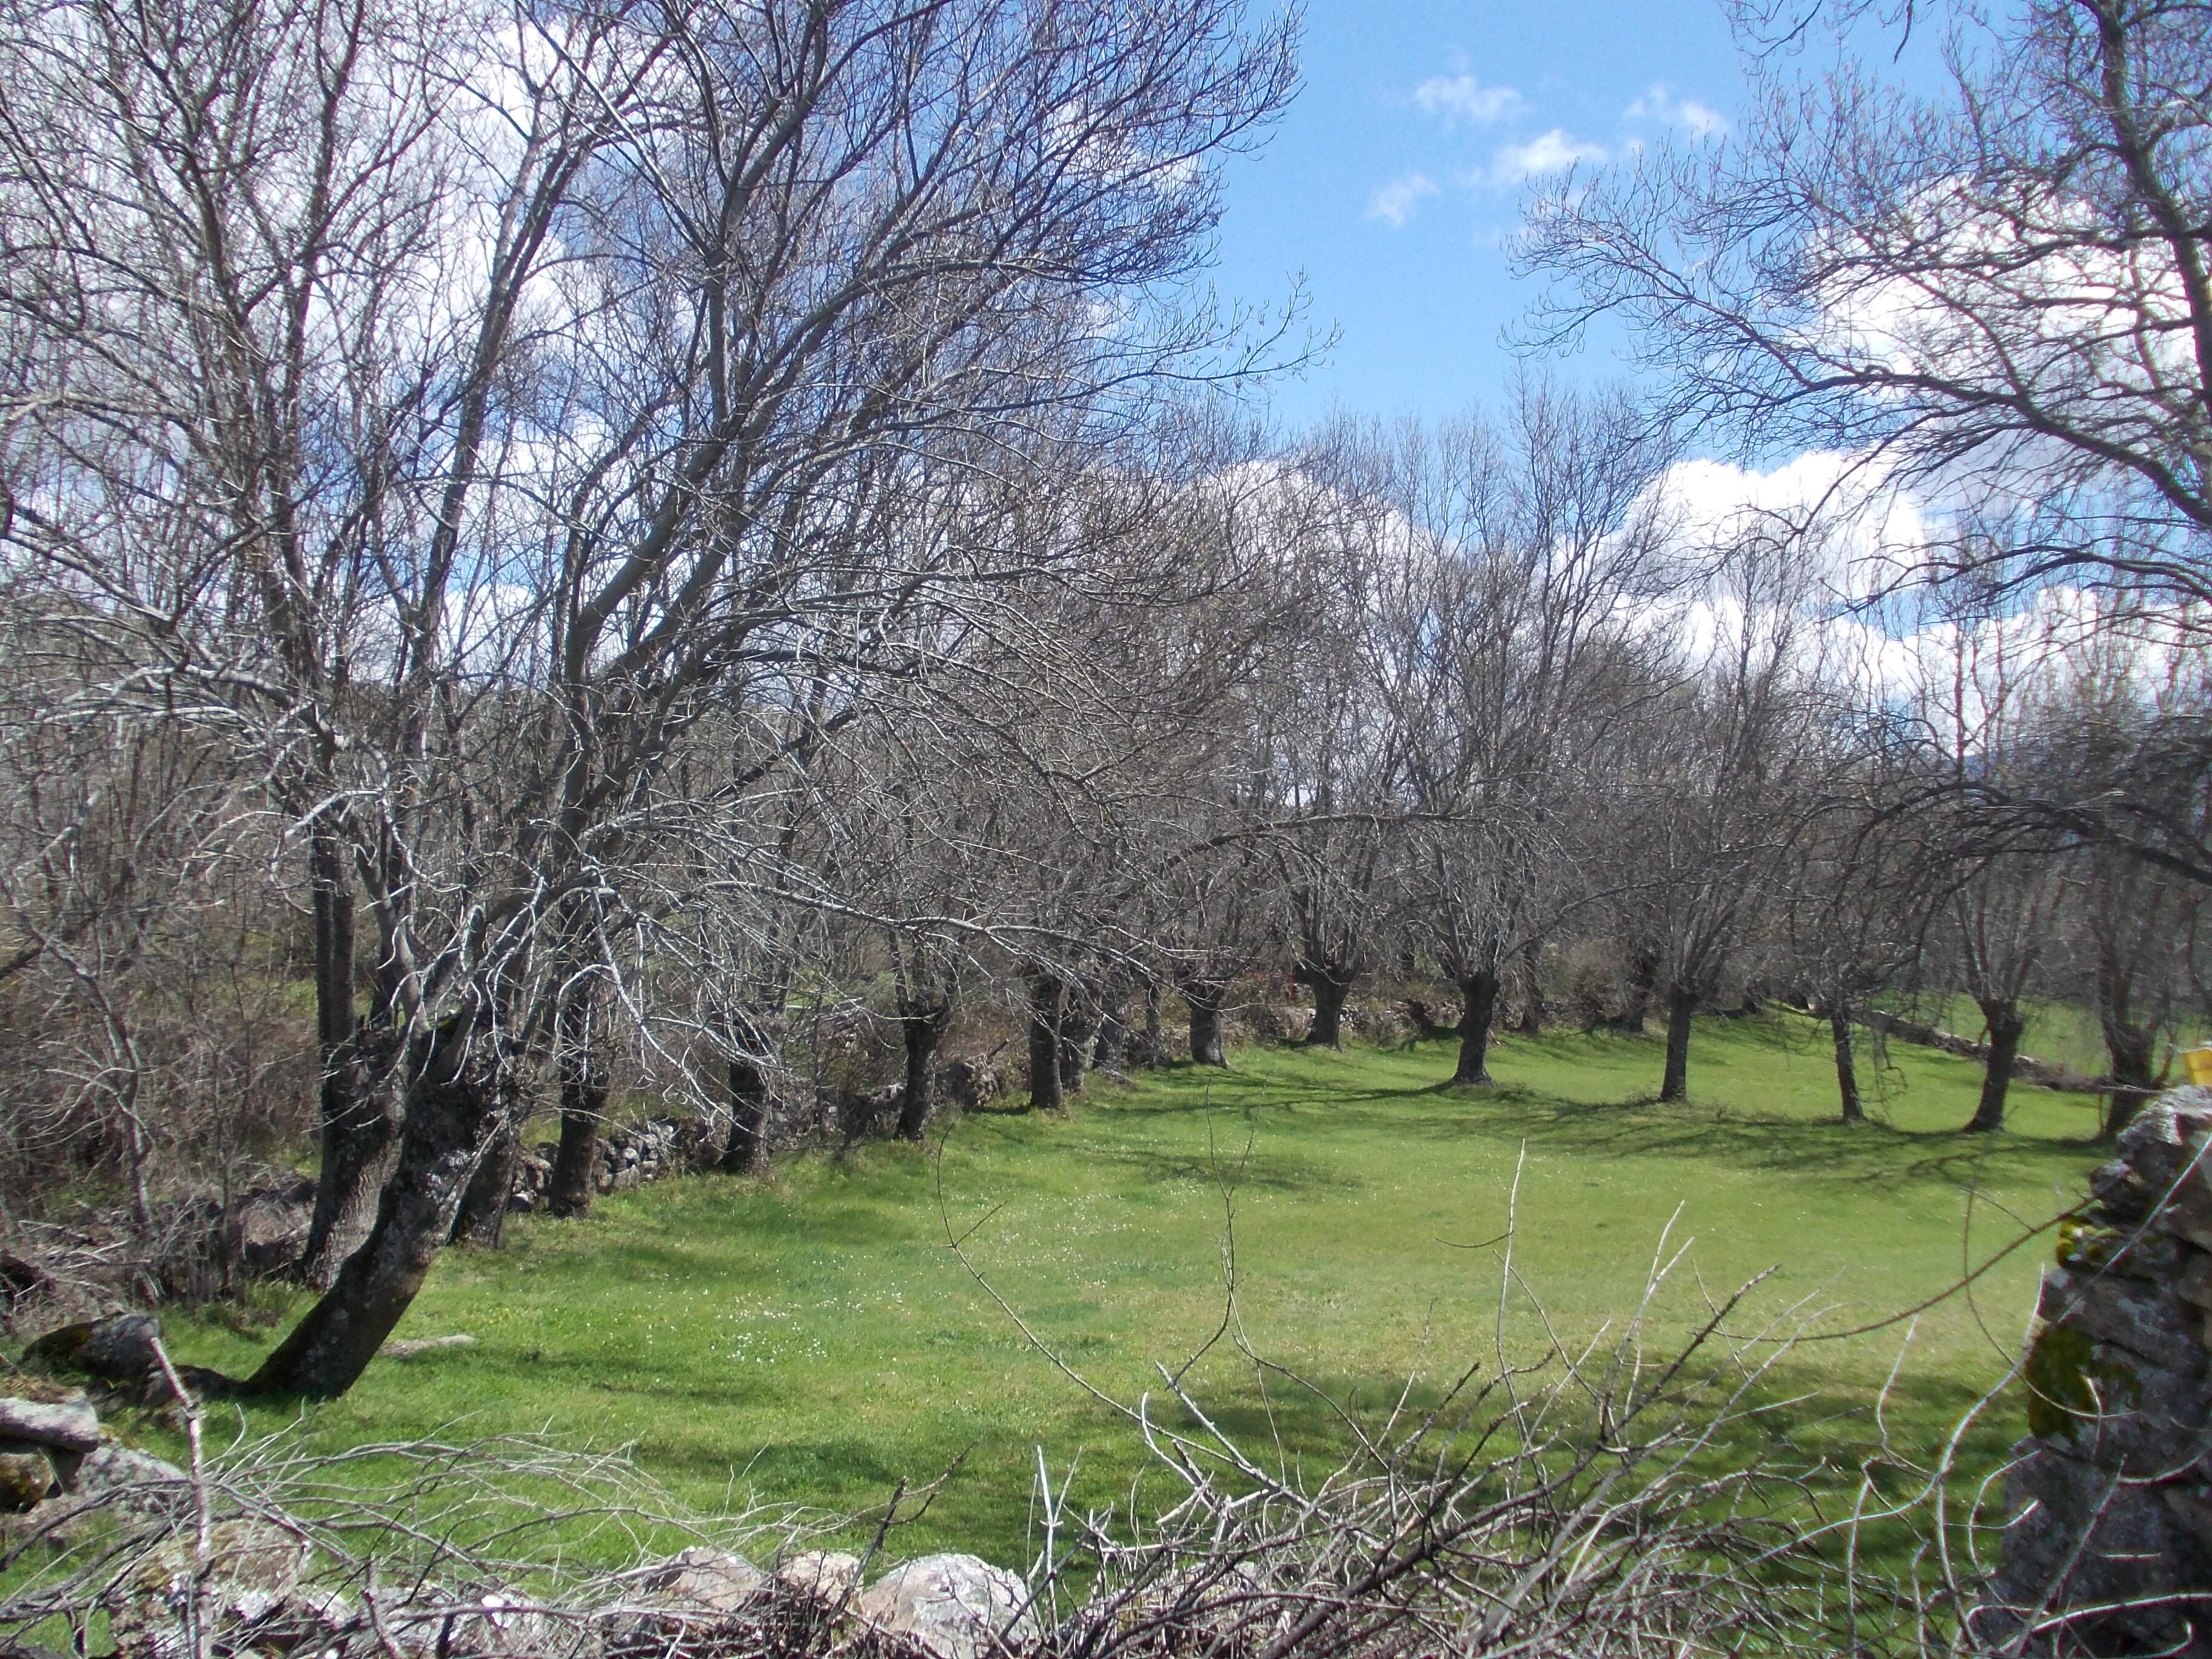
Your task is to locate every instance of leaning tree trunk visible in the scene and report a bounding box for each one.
[895,1002,950,1142]
[1182,979,1230,1067]
[1829,1002,1864,1124]
[1299,959,1357,1049]
[1964,999,2026,1133]
[1025,967,1067,1113]
[1452,970,1501,1086]
[1614,945,1660,1034]
[548,980,608,1218]
[298,830,400,1289]
[1658,982,1697,1102]
[249,1024,513,1398]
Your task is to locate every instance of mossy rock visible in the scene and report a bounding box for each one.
[2023,1324,2142,1443]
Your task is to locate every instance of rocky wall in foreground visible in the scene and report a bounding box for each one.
[1989,1087,2212,1654]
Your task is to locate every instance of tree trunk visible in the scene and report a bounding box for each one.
[1092,977,1130,1072]
[1452,970,1501,1086]
[896,1003,950,1142]
[1026,968,1067,1113]
[1515,942,1545,1036]
[1964,999,2025,1133]
[1829,1002,1864,1124]
[1057,991,1095,1095]
[1298,960,1356,1048]
[548,980,607,1218]
[249,1024,511,1398]
[298,831,400,1289]
[1140,978,1164,1067]
[2101,1021,2156,1141]
[723,1045,769,1173]
[1183,979,1229,1067]
[451,1108,520,1248]
[1614,945,1660,1033]
[1659,982,1696,1102]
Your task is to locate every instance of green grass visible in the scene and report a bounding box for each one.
[156,1011,2104,1571]
[1880,991,2211,1078]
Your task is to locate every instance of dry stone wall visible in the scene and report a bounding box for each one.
[1991,1086,2212,1654]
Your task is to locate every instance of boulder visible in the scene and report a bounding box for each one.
[0,1449,57,1510]
[857,1554,1038,1659]
[775,1549,862,1606]
[635,1546,766,1614]
[0,1393,99,1452]
[27,1312,165,1386]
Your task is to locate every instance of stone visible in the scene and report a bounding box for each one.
[71,1442,188,1500]
[27,1312,164,1385]
[0,1394,100,1452]
[2181,1252,2212,1312]
[107,1517,313,1659]
[0,1449,57,1511]
[856,1554,1039,1659]
[776,1549,863,1605]
[636,1546,766,1613]
[2040,1268,2210,1372]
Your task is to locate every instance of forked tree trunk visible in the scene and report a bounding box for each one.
[548,981,608,1218]
[723,1045,769,1173]
[1614,945,1661,1034]
[1298,960,1357,1048]
[1659,982,1697,1102]
[1026,968,1067,1113]
[896,1002,950,1142]
[1452,970,1501,1086]
[1829,1002,1864,1124]
[249,1024,512,1398]
[1964,999,2025,1133]
[1182,979,1230,1067]
[299,831,400,1289]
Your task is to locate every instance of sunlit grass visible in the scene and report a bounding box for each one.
[156,1011,2102,1568]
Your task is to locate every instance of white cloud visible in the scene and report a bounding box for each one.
[1490,129,1606,185]
[1412,75,1524,127]
[1367,172,1439,228]
[1623,83,1728,140]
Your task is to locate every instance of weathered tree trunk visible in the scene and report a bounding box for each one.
[1182,979,1230,1067]
[1140,977,1164,1067]
[1614,945,1660,1034]
[1659,982,1697,1102]
[1515,942,1546,1036]
[298,831,400,1289]
[1025,968,1067,1113]
[249,1024,511,1398]
[1829,1002,1864,1124]
[1964,999,2025,1133]
[723,1045,769,1173]
[451,1108,520,1248]
[2102,1024,2157,1140]
[1298,959,1357,1048]
[1452,970,1501,1086]
[1092,976,1130,1073]
[896,1002,950,1142]
[548,981,608,1218]
[1057,990,1096,1095]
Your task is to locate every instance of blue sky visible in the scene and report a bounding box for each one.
[1210,0,1755,427]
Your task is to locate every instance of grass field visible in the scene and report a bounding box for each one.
[158,1011,2107,1570]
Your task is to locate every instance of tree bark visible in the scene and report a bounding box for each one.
[2101,1021,2156,1141]
[299,830,399,1289]
[1614,944,1660,1033]
[723,1044,769,1173]
[451,1108,520,1248]
[1298,959,1356,1048]
[1091,976,1130,1072]
[1452,970,1501,1086]
[1057,991,1095,1095]
[1140,977,1164,1067]
[1515,942,1545,1036]
[895,1002,950,1141]
[1025,967,1067,1112]
[1182,979,1230,1067]
[1659,982,1696,1102]
[548,980,607,1218]
[249,1024,511,1397]
[1829,1002,1864,1124]
[1963,999,2025,1133]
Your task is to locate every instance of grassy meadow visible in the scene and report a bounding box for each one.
[159,1010,2108,1569]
